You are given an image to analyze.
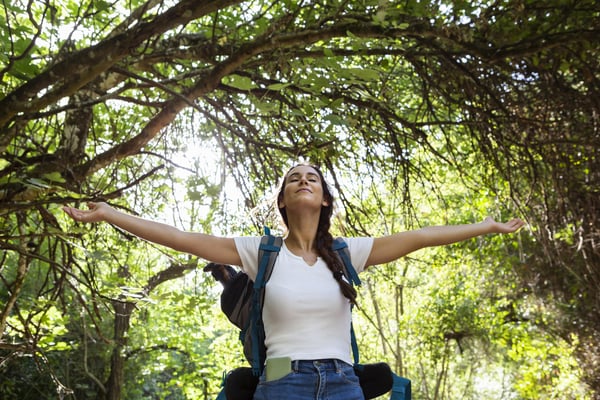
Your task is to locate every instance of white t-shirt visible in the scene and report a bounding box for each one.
[233,236,374,365]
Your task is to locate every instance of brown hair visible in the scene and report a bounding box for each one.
[277,163,358,304]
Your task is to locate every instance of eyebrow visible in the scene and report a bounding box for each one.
[287,172,320,180]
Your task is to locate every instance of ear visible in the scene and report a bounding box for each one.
[322,199,330,207]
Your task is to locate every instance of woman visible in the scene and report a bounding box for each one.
[63,163,524,400]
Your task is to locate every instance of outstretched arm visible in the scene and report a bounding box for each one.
[62,202,242,266]
[366,216,525,267]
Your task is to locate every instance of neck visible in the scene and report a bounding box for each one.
[284,213,320,252]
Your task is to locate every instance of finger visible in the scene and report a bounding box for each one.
[62,207,75,217]
[509,219,525,230]
[67,208,81,220]
[71,208,88,221]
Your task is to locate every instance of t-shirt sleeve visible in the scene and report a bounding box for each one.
[233,236,262,281]
[343,237,374,274]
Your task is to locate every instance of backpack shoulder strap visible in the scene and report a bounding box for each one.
[249,232,283,375]
[332,237,362,365]
[255,234,283,290]
[332,237,361,286]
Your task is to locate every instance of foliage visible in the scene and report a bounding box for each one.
[1,0,599,399]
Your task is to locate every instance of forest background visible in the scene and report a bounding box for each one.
[0,0,598,399]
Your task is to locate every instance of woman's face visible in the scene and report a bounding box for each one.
[278,165,330,211]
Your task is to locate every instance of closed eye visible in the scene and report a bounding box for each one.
[286,172,320,184]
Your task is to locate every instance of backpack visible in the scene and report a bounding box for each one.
[207,232,411,400]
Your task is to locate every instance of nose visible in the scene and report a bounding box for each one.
[298,175,310,185]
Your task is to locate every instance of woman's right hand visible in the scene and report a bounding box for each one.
[62,202,113,223]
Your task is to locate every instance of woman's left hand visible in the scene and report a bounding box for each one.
[483,216,526,234]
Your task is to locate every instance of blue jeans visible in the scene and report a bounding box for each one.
[253,359,364,400]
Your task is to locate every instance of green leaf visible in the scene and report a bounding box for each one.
[348,67,380,81]
[188,190,203,201]
[10,57,40,80]
[267,83,291,91]
[323,114,347,126]
[222,74,256,90]
[25,178,50,188]
[42,171,65,183]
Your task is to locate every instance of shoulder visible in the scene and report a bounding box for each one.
[233,236,262,247]
[339,237,374,273]
[233,236,264,279]
[233,236,263,258]
[341,237,374,252]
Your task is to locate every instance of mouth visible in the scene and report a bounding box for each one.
[296,188,312,193]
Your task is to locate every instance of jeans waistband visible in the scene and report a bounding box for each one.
[291,359,345,373]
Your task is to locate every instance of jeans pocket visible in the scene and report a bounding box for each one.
[338,363,361,386]
[259,370,296,386]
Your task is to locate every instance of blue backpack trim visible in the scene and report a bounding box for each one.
[391,375,411,400]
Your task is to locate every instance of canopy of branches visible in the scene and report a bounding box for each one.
[1,1,598,399]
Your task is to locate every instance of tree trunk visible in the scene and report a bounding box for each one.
[102,299,135,400]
